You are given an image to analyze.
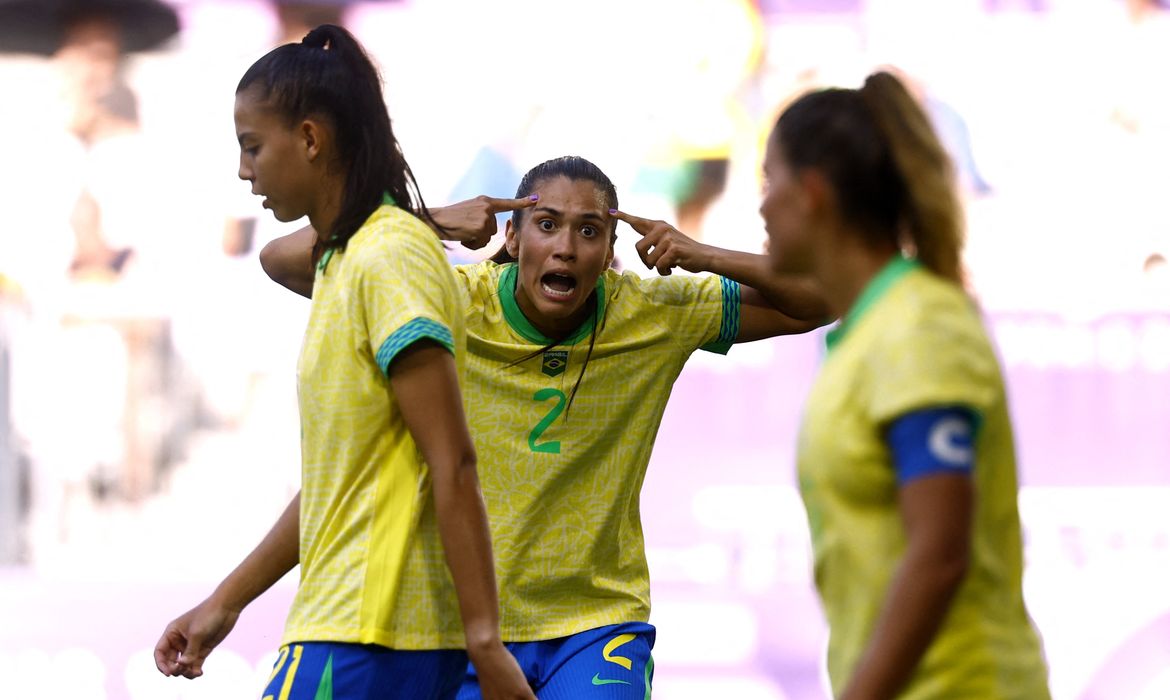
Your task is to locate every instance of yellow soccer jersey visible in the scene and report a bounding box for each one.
[797,258,1050,699]
[284,203,467,650]
[453,261,740,641]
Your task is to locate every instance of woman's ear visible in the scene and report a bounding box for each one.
[798,168,834,218]
[504,219,520,258]
[300,118,326,162]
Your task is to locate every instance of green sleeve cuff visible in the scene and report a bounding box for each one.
[376,317,455,376]
[700,276,741,355]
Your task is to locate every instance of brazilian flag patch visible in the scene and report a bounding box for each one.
[542,350,568,377]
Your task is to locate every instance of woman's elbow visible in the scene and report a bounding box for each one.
[940,553,970,590]
[260,238,314,298]
[258,238,285,282]
[927,542,971,593]
[431,449,480,489]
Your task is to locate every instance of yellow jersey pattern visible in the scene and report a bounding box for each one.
[797,258,1050,699]
[284,204,467,650]
[453,262,739,641]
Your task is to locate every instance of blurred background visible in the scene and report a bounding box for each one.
[0,0,1168,698]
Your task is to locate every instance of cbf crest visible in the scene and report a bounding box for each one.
[542,350,568,377]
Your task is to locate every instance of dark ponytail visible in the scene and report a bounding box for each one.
[773,71,965,284]
[859,72,964,284]
[237,24,439,259]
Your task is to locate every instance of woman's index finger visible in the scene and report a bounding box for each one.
[484,194,540,213]
[610,209,655,235]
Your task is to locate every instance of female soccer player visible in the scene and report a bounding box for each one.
[260,155,828,699]
[761,71,1051,699]
[152,25,532,700]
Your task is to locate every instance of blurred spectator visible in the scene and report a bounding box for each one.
[0,275,27,564]
[1140,252,1170,306]
[629,0,765,243]
[1103,0,1170,305]
[1111,0,1170,134]
[0,0,181,561]
[55,16,138,275]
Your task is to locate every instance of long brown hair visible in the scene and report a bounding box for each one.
[237,24,443,262]
[773,71,965,284]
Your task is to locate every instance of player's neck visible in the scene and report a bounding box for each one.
[815,238,900,321]
[520,293,593,341]
[307,180,344,244]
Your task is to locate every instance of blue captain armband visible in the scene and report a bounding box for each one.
[886,406,978,485]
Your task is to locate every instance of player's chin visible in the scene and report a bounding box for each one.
[272,209,302,223]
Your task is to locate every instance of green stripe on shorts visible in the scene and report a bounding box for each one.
[314,653,333,700]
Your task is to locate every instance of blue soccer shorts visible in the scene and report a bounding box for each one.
[261,642,467,700]
[457,623,655,700]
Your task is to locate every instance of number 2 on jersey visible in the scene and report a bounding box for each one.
[528,388,566,454]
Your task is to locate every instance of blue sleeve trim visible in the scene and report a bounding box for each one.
[375,317,455,377]
[886,406,978,486]
[700,276,741,355]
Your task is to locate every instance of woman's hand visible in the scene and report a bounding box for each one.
[429,195,538,250]
[468,640,536,700]
[611,210,713,276]
[153,596,240,679]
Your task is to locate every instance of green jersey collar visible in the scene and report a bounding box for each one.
[825,255,919,351]
[498,263,606,346]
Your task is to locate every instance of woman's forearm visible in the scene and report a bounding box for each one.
[839,545,968,700]
[211,492,301,612]
[840,472,973,700]
[702,246,830,322]
[431,460,503,651]
[386,343,503,650]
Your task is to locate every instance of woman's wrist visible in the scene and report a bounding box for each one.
[699,243,724,274]
[463,622,504,655]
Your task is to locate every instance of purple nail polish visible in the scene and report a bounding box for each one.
[608,208,617,215]
[530,194,539,201]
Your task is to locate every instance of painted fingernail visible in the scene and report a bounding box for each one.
[609,208,617,214]
[530,194,539,201]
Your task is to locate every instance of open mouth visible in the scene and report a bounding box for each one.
[540,272,577,299]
